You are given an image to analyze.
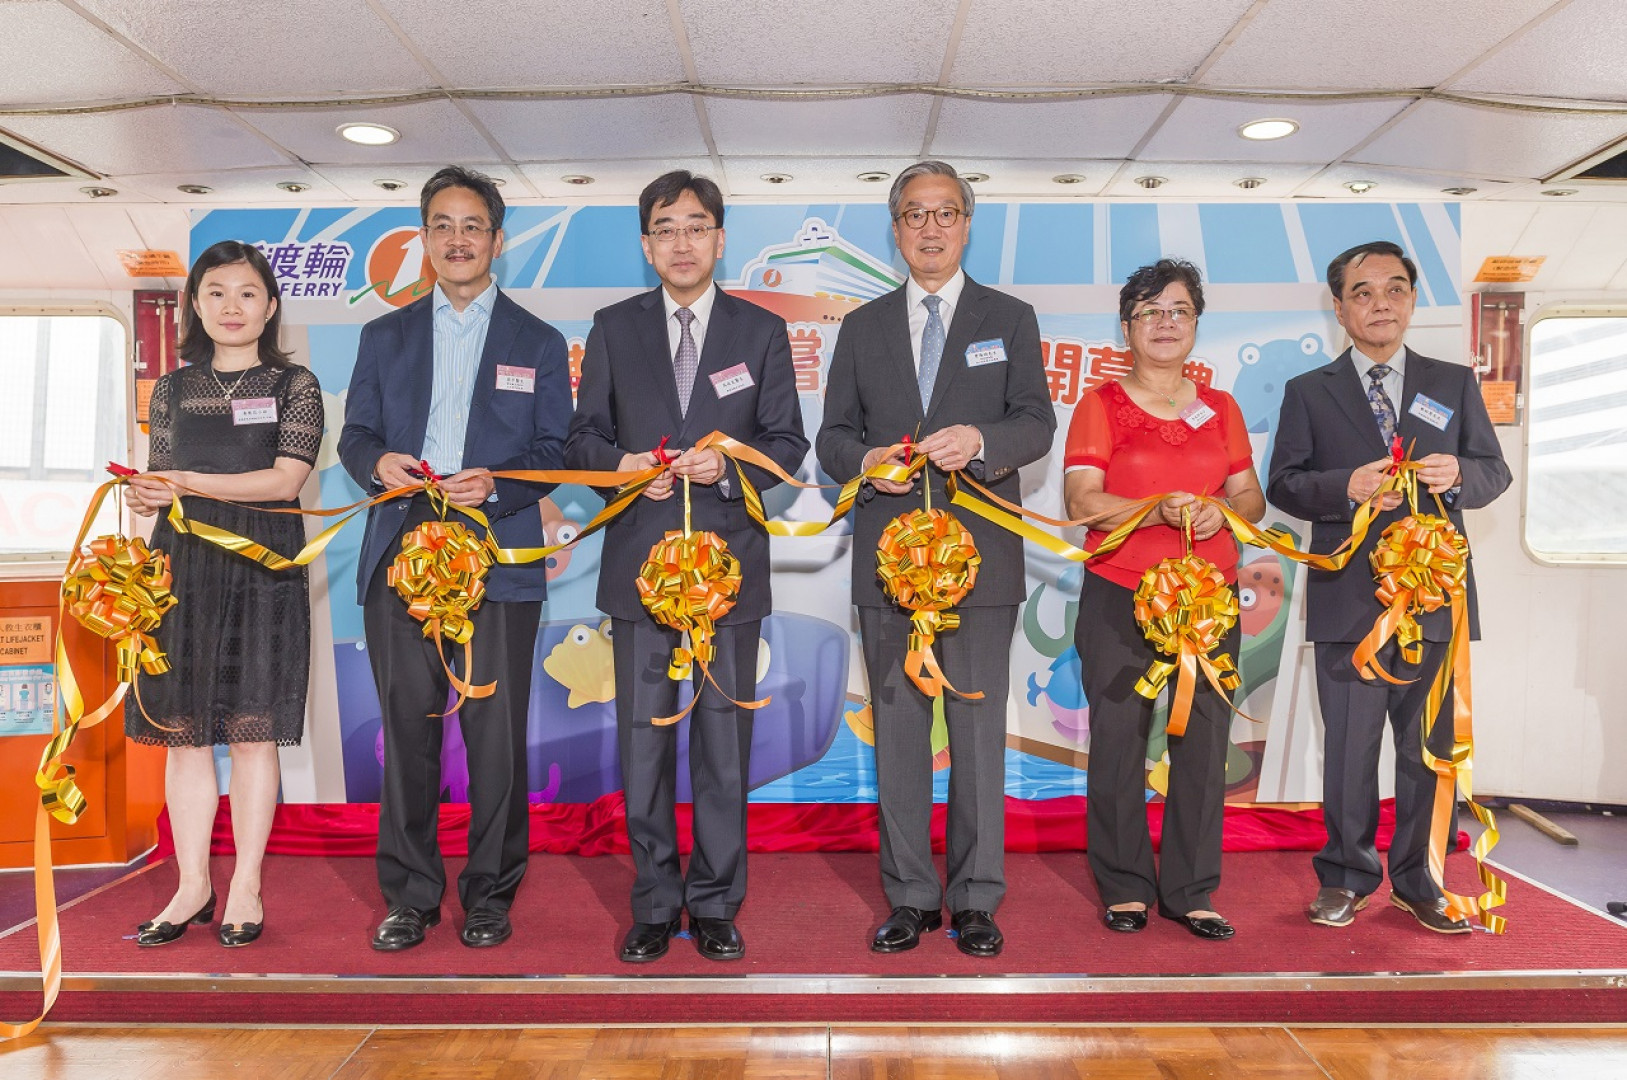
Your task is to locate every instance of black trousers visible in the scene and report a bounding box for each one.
[1077,569,1235,914]
[612,615,759,923]
[1313,637,1455,901]
[858,603,1015,914]
[365,497,541,914]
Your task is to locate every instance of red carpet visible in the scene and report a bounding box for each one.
[1,847,1620,1024]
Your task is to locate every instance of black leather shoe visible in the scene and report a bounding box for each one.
[1103,906,1149,933]
[217,920,262,947]
[371,905,441,951]
[1307,886,1369,927]
[950,909,1004,957]
[460,907,512,948]
[620,917,682,963]
[870,906,943,953]
[135,891,216,947]
[1390,893,1471,935]
[1159,905,1235,940]
[691,916,745,961]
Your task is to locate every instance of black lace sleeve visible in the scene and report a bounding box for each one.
[276,366,324,465]
[146,372,176,471]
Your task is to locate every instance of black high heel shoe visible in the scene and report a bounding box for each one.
[135,891,216,947]
[1157,903,1235,940]
[218,919,263,947]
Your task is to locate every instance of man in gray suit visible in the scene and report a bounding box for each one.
[1268,240,1510,934]
[817,161,1055,957]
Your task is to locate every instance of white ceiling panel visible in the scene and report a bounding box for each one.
[949,160,1119,198]
[721,157,920,196]
[706,95,932,157]
[517,159,717,199]
[375,0,685,87]
[72,0,435,96]
[2,105,288,176]
[0,0,179,103]
[116,166,348,205]
[1453,0,1627,100]
[1139,95,1411,163]
[680,0,951,84]
[1200,0,1560,90]
[1294,163,1511,200]
[930,94,1170,160]
[308,163,532,202]
[953,0,1257,85]
[468,95,709,160]
[1357,101,1627,181]
[1099,162,1324,199]
[243,100,499,165]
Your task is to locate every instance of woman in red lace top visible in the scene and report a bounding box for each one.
[1062,259,1265,941]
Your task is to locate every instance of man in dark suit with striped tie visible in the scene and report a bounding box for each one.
[567,170,808,963]
[1268,240,1510,934]
[817,161,1056,957]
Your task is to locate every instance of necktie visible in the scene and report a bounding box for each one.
[674,307,698,416]
[919,294,945,412]
[1367,364,1397,446]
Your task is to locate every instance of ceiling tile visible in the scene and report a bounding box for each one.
[1294,164,1514,200]
[1099,162,1324,198]
[680,0,948,84]
[1,106,287,176]
[1357,100,1627,180]
[242,100,499,165]
[706,95,932,156]
[1200,0,1560,90]
[308,163,531,202]
[947,160,1118,198]
[468,95,708,160]
[376,0,685,86]
[116,166,347,205]
[930,95,1170,159]
[0,0,179,103]
[1139,95,1410,163]
[517,159,717,198]
[954,0,1257,85]
[1454,0,1627,100]
[73,0,435,96]
[721,156,921,196]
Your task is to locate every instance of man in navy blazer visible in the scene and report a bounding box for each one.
[340,166,572,952]
[567,170,807,963]
[1268,240,1509,935]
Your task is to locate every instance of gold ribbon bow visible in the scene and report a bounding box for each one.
[1132,553,1241,738]
[876,506,983,699]
[388,516,499,715]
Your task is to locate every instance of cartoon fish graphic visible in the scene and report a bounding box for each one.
[543,619,615,708]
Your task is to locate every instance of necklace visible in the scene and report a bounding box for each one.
[209,363,255,402]
[1129,369,1180,408]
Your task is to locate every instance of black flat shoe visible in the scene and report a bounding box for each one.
[950,909,1004,957]
[371,905,441,951]
[217,920,263,947]
[1158,905,1235,940]
[871,906,943,953]
[691,916,745,961]
[1103,907,1149,933]
[620,917,682,963]
[460,907,512,948]
[135,891,216,947]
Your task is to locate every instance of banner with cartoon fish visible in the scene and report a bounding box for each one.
[192,199,1461,808]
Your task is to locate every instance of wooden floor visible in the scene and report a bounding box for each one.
[5,1025,1627,1079]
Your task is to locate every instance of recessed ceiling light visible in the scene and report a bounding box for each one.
[276,181,310,193]
[372,178,408,191]
[760,173,793,184]
[1542,188,1578,197]
[337,122,400,146]
[560,174,594,185]
[1343,180,1378,194]
[961,172,989,183]
[1134,175,1167,190]
[1239,118,1299,141]
[176,184,212,195]
[1441,186,1478,196]
[79,186,116,198]
[1233,177,1267,190]
[1051,173,1086,185]
[856,171,890,183]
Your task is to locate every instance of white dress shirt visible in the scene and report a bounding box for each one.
[662,281,716,361]
[904,269,966,376]
[421,280,497,475]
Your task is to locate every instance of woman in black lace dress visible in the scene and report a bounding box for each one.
[125,241,324,947]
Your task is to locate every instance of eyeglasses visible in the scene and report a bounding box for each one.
[894,207,966,230]
[427,221,495,240]
[646,223,719,244]
[1128,306,1198,325]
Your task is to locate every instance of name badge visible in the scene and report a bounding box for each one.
[231,397,277,426]
[1179,399,1217,429]
[1408,393,1453,430]
[710,362,755,398]
[495,364,535,393]
[965,339,1008,367]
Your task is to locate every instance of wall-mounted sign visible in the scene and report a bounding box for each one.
[1474,255,1545,283]
[118,249,187,278]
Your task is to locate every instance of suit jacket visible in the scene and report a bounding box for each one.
[565,284,809,624]
[816,276,1056,608]
[338,290,573,604]
[1266,346,1511,643]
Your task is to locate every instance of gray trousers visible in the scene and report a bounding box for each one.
[858,604,1016,914]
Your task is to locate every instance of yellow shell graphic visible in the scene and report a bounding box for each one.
[543,619,616,708]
